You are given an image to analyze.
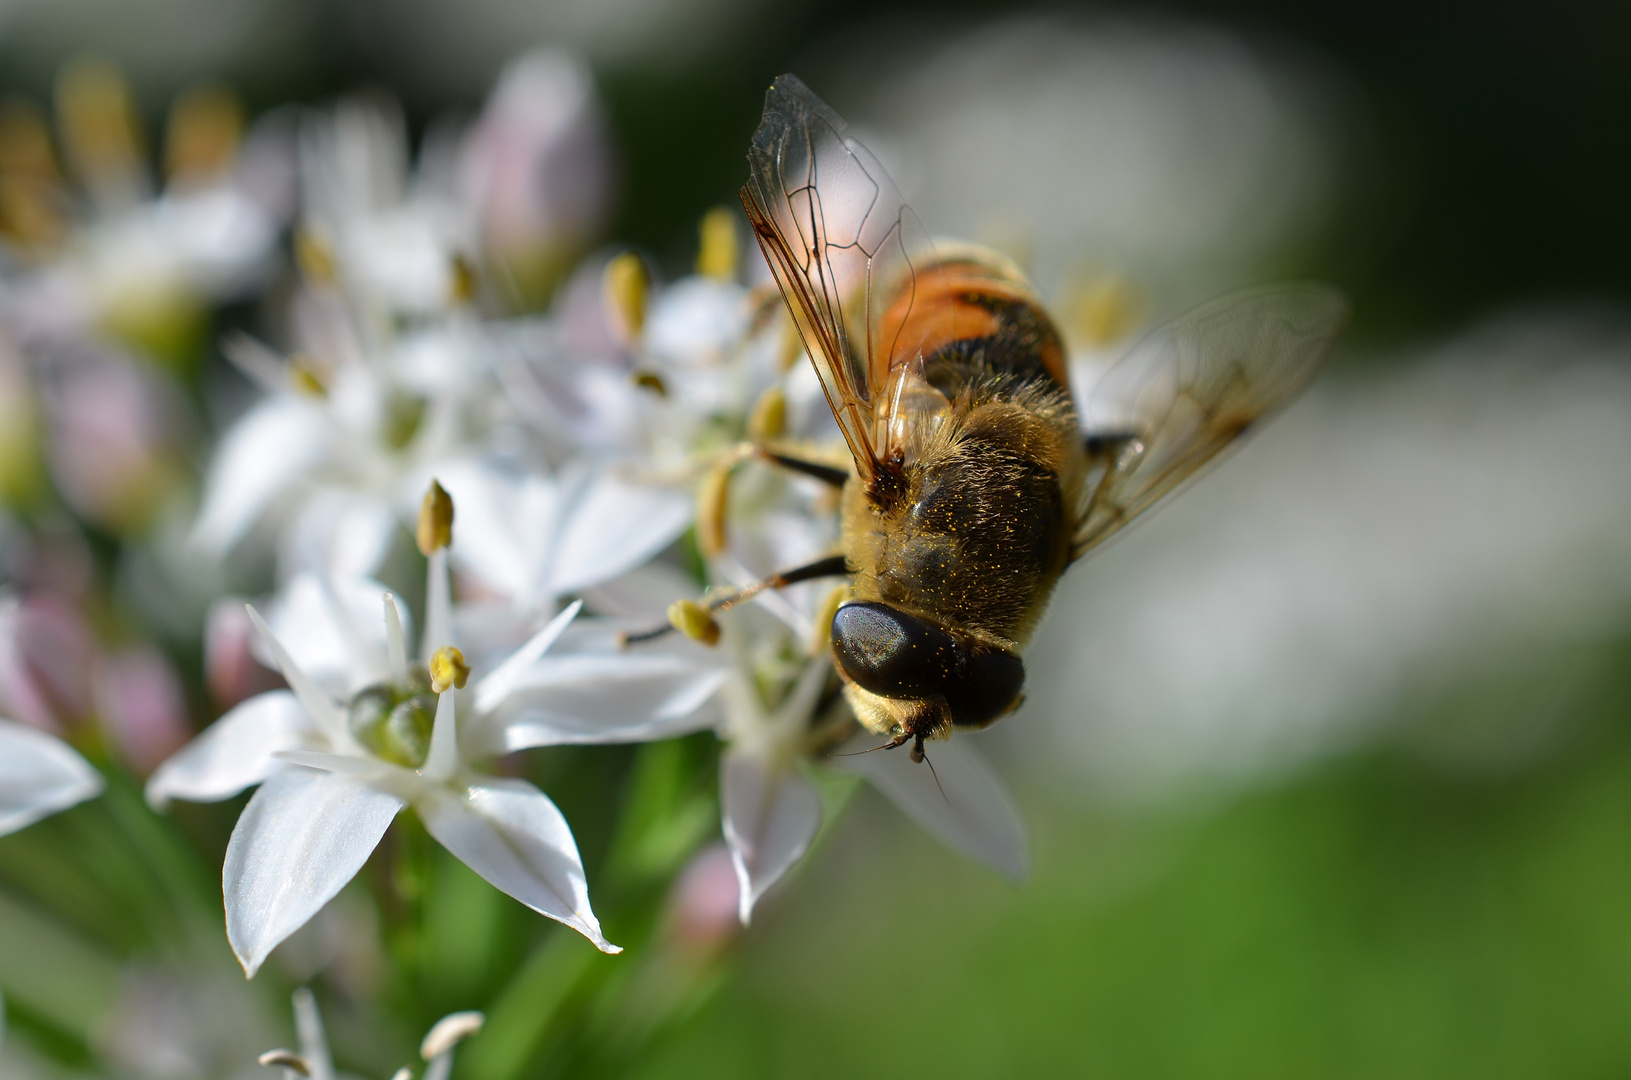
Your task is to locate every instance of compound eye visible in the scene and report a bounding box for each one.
[830,601,957,699]
[946,648,1025,729]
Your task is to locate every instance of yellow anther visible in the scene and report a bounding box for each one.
[667,599,721,647]
[294,228,336,283]
[417,480,454,555]
[449,253,478,304]
[1065,272,1143,348]
[603,251,648,344]
[428,646,470,693]
[747,384,786,444]
[164,83,243,184]
[696,463,731,559]
[55,57,143,183]
[812,584,849,657]
[287,356,328,397]
[631,369,668,396]
[695,206,738,281]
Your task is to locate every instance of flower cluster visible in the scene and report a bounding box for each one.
[0,47,1030,1006]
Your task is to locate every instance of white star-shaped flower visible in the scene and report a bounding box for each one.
[149,485,724,975]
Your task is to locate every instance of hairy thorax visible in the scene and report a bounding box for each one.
[843,381,1082,650]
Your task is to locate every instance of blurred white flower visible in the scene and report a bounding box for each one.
[0,716,102,837]
[190,324,481,579]
[0,65,286,362]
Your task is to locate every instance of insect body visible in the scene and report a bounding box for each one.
[734,74,1346,761]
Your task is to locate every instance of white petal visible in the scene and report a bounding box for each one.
[274,749,405,779]
[260,575,397,698]
[421,691,458,783]
[145,690,316,810]
[223,767,403,977]
[0,718,103,836]
[834,733,1029,879]
[579,561,701,620]
[383,593,409,685]
[192,398,327,557]
[720,745,821,925]
[418,777,619,953]
[549,467,691,595]
[246,606,349,743]
[436,457,559,606]
[280,490,400,581]
[475,624,726,752]
[471,601,580,714]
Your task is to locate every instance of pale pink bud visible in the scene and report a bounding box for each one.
[46,353,183,533]
[665,843,741,955]
[96,645,190,775]
[204,596,281,710]
[461,50,614,258]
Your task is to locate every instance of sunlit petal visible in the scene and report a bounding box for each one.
[549,467,691,596]
[245,607,348,743]
[0,718,104,836]
[471,601,580,715]
[418,777,619,953]
[223,767,403,978]
[145,690,316,810]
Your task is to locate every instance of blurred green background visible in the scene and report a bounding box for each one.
[3,0,1631,1076]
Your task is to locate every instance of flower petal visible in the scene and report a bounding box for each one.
[549,467,691,596]
[475,623,725,752]
[472,601,580,715]
[246,607,348,744]
[436,457,559,607]
[720,745,821,925]
[421,691,458,783]
[223,767,403,977]
[191,398,326,557]
[418,777,619,953]
[261,574,397,699]
[145,690,317,810]
[0,718,103,836]
[834,733,1029,879]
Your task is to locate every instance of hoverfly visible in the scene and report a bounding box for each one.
[645,74,1346,764]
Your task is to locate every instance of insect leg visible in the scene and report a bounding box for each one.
[619,554,850,646]
[757,449,849,488]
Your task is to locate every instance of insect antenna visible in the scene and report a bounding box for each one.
[916,739,950,806]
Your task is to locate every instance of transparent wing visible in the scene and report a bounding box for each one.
[741,74,948,483]
[1072,285,1348,559]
